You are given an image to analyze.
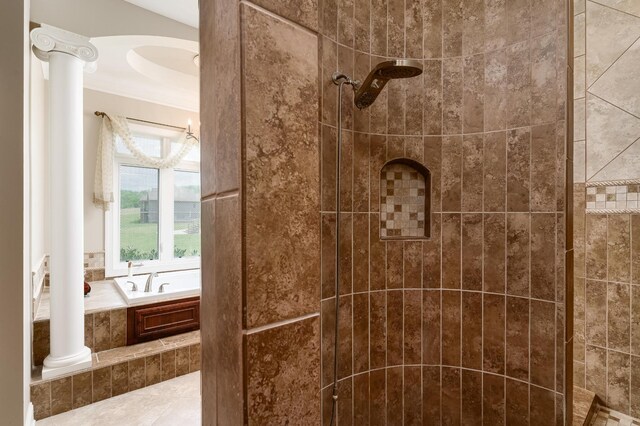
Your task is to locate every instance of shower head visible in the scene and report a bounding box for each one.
[353,59,423,109]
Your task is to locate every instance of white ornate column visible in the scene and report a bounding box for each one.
[31,25,98,379]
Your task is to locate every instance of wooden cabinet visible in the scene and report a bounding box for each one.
[126,297,200,345]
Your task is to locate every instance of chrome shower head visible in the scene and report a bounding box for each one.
[354,59,423,109]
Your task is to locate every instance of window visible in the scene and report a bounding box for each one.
[106,122,200,277]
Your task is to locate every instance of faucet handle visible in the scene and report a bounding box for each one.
[126,280,138,291]
[158,283,171,293]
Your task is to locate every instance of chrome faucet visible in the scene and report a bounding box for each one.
[158,283,171,293]
[126,280,138,291]
[144,272,158,292]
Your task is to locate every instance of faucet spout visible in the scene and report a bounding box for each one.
[144,272,158,292]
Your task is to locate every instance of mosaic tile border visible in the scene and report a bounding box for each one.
[586,181,640,214]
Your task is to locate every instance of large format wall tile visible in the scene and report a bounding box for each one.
[245,316,320,424]
[242,4,320,328]
[586,94,640,180]
[586,1,640,86]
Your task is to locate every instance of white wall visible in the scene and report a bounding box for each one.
[30,0,197,41]
[0,0,31,423]
[82,89,196,252]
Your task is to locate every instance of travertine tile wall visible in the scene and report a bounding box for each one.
[572,0,640,418]
[201,0,571,424]
[318,0,572,423]
[200,0,321,423]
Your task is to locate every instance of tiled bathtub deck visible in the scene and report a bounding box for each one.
[31,330,200,421]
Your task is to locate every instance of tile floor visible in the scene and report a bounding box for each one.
[36,372,200,425]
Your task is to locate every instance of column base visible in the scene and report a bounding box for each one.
[42,346,92,380]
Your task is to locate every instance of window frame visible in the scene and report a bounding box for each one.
[105,123,200,278]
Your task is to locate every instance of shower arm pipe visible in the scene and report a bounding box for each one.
[329,72,358,426]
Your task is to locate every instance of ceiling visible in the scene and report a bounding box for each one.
[123,0,199,28]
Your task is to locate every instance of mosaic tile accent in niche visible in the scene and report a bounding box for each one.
[586,183,640,212]
[380,162,428,239]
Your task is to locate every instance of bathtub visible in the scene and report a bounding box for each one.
[113,269,201,306]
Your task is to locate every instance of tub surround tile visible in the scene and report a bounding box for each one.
[50,376,72,416]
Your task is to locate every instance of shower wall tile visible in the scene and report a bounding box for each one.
[608,282,631,353]
[423,366,442,422]
[483,213,506,293]
[506,127,531,212]
[442,290,462,366]
[423,213,442,288]
[530,385,556,425]
[404,366,422,425]
[443,59,463,135]
[483,131,507,212]
[506,213,530,297]
[461,213,483,290]
[338,377,353,426]
[243,4,320,328]
[353,0,370,52]
[370,369,386,425]
[461,291,482,369]
[423,289,441,365]
[463,54,485,134]
[463,0,485,56]
[585,214,607,280]
[245,316,320,424]
[352,214,369,292]
[353,373,370,424]
[442,214,462,289]
[608,215,631,283]
[441,367,462,425]
[386,290,403,366]
[251,0,318,31]
[530,213,557,301]
[387,0,404,57]
[386,367,403,424]
[506,296,529,381]
[442,0,463,57]
[531,33,557,125]
[338,296,353,379]
[531,123,558,212]
[484,293,506,374]
[485,0,508,52]
[353,293,369,373]
[442,136,462,212]
[484,49,508,131]
[506,0,531,45]
[462,135,484,212]
[423,0,443,58]
[505,379,529,424]
[586,280,607,347]
[530,299,556,389]
[423,136,442,212]
[338,0,354,47]
[404,291,422,364]
[405,0,422,59]
[506,40,532,128]
[423,61,443,136]
[483,373,505,425]
[461,369,483,424]
[371,0,387,56]
[608,350,631,413]
[370,291,387,369]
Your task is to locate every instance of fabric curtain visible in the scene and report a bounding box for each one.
[93,114,197,210]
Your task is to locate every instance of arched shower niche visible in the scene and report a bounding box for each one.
[379,158,431,240]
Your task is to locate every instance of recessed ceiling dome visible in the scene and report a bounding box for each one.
[81,35,199,111]
[133,46,199,77]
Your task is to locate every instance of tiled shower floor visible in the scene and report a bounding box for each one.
[36,372,200,425]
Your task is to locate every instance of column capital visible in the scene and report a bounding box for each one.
[30,24,98,70]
